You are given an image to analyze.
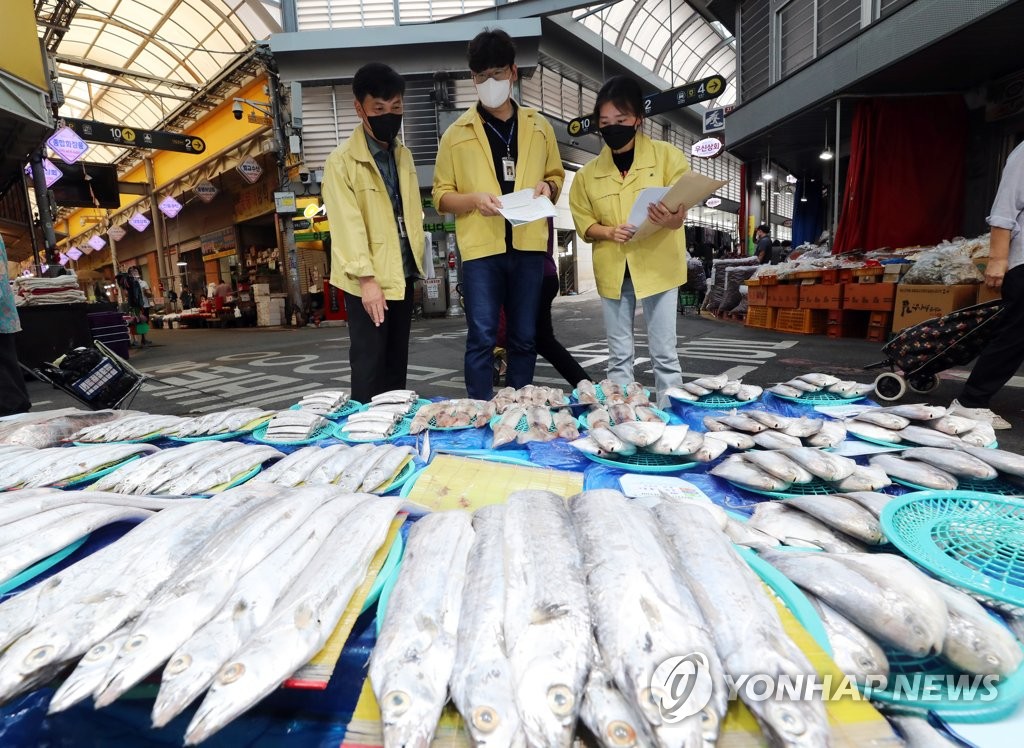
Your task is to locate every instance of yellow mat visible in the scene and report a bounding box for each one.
[404,454,584,512]
[284,516,405,688]
[340,583,900,746]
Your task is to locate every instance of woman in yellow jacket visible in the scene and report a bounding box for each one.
[569,76,689,407]
[322,63,424,402]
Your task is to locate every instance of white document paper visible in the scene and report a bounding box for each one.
[627,187,670,228]
[629,171,729,243]
[497,189,557,226]
[619,474,713,505]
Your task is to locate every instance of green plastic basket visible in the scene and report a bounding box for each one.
[0,535,89,596]
[335,418,411,443]
[881,491,1024,608]
[250,421,336,447]
[580,451,697,474]
[674,393,758,409]
[724,477,836,499]
[362,529,405,622]
[772,391,866,406]
[289,399,361,420]
[890,476,1022,496]
[380,460,417,495]
[61,454,145,488]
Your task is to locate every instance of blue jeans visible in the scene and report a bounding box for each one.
[462,249,544,399]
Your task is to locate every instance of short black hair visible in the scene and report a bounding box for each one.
[757,224,770,235]
[468,28,516,73]
[594,75,645,120]
[353,62,405,102]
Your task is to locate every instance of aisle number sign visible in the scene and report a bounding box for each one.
[47,126,88,163]
[194,180,218,203]
[237,157,263,184]
[159,195,183,219]
[128,213,151,232]
[567,74,727,136]
[63,117,207,155]
[108,225,126,242]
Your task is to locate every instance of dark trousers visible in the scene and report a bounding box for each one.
[344,281,414,403]
[0,333,30,417]
[462,249,544,399]
[536,274,588,387]
[961,264,1024,408]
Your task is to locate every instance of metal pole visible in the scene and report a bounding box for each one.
[832,99,841,244]
[21,170,42,270]
[109,234,123,306]
[29,149,57,265]
[144,156,169,298]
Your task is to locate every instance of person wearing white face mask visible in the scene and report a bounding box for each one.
[433,28,565,400]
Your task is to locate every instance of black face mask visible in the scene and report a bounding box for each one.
[599,124,637,151]
[366,112,403,144]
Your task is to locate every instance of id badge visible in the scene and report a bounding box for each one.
[396,215,408,239]
[502,157,516,182]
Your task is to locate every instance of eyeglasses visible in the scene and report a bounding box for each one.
[471,67,512,84]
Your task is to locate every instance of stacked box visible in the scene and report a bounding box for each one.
[892,284,978,332]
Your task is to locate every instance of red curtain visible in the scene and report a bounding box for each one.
[833,96,967,253]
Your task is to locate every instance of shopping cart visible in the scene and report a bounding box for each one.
[865,299,1004,401]
[22,340,147,410]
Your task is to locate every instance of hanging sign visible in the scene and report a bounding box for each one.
[194,180,218,203]
[128,212,151,232]
[24,159,63,187]
[236,157,263,184]
[691,137,724,159]
[159,195,183,219]
[66,247,83,260]
[705,197,722,208]
[703,107,725,134]
[58,253,69,266]
[274,191,297,214]
[88,235,106,251]
[568,74,727,136]
[108,225,126,242]
[63,118,206,155]
[47,126,89,163]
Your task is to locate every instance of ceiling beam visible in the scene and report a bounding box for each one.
[436,0,603,23]
[55,54,201,91]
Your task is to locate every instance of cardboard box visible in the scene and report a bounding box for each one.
[892,284,978,332]
[799,284,843,310]
[843,283,895,312]
[765,284,800,308]
[977,284,1001,304]
[747,285,768,306]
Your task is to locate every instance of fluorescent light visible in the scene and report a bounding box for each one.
[800,196,808,202]
[819,147,834,161]
[762,171,774,181]
[177,261,188,266]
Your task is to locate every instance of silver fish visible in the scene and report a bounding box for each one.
[735,384,763,401]
[645,424,691,456]
[149,494,373,727]
[900,447,998,480]
[589,427,636,456]
[875,403,948,421]
[610,420,665,448]
[747,411,790,431]
[361,446,414,493]
[899,425,964,449]
[782,495,886,544]
[798,373,840,388]
[681,382,712,397]
[569,435,606,456]
[959,446,1024,478]
[844,420,903,444]
[656,501,831,747]
[186,498,403,744]
[0,409,122,448]
[929,414,980,436]
[253,445,348,487]
[663,386,697,402]
[748,503,866,553]
[760,550,948,657]
[782,447,857,482]
[784,379,821,393]
[960,421,997,448]
[571,491,726,747]
[703,430,755,450]
[806,597,889,685]
[450,506,524,748]
[836,492,895,518]
[930,580,1024,677]
[805,420,847,449]
[579,656,653,748]
[335,444,397,493]
[719,379,742,396]
[710,455,792,492]
[505,492,591,748]
[0,490,193,529]
[752,430,803,450]
[852,411,910,431]
[693,435,729,463]
[768,384,803,398]
[702,415,730,432]
[715,414,768,433]
[306,443,375,485]
[869,454,959,490]
[693,374,729,390]
[834,466,893,492]
[743,450,816,484]
[781,417,823,438]
[48,627,132,714]
[723,517,781,551]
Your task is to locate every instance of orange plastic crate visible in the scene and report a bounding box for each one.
[774,308,828,335]
[744,306,777,329]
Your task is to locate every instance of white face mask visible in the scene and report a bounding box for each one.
[476,77,512,109]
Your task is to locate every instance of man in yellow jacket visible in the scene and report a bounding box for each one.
[433,29,565,399]
[322,62,424,402]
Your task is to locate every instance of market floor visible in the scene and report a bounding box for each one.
[24,292,1024,453]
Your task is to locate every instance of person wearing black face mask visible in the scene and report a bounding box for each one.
[569,75,691,409]
[321,62,425,402]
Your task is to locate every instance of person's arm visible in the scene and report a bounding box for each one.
[986,146,1024,289]
[568,171,635,244]
[321,154,387,326]
[533,119,566,200]
[432,129,502,217]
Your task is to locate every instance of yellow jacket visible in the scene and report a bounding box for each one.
[433,105,565,262]
[322,127,425,300]
[569,133,690,300]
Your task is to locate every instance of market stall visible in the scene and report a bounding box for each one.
[0,377,1020,747]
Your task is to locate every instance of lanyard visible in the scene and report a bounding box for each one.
[483,117,517,157]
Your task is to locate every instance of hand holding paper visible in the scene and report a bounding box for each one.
[496,189,558,226]
[628,171,729,242]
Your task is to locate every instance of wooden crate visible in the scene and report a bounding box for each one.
[745,306,777,329]
[775,308,828,335]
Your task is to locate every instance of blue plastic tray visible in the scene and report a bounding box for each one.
[732,477,839,499]
[251,421,336,447]
[674,393,758,409]
[61,454,144,489]
[0,535,89,596]
[361,529,405,622]
[773,391,867,406]
[881,491,1024,608]
[379,460,417,495]
[289,399,361,420]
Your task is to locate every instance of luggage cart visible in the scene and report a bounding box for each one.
[21,340,147,411]
[864,299,1004,401]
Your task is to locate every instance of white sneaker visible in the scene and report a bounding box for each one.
[949,399,1012,430]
